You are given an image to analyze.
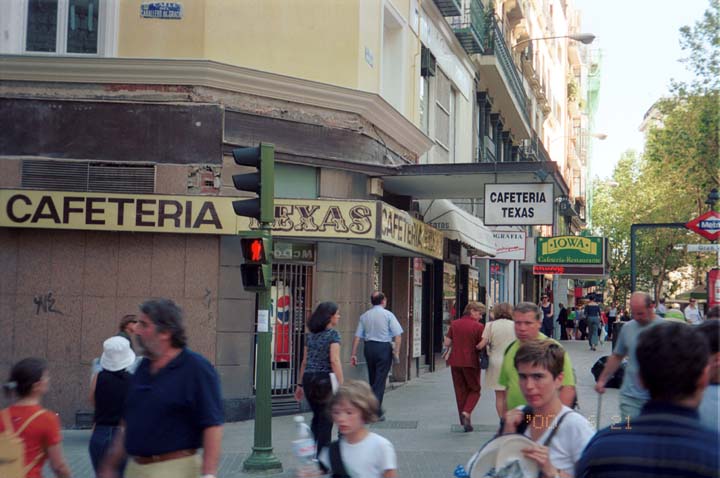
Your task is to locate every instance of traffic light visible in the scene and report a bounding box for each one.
[232,143,275,223]
[240,236,272,290]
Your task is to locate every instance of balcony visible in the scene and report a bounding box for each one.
[450,0,486,55]
[522,133,551,162]
[433,0,462,17]
[474,17,531,139]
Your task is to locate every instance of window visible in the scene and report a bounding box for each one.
[419,75,430,135]
[381,4,405,113]
[17,0,115,55]
[434,69,452,162]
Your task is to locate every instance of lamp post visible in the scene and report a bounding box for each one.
[513,33,596,50]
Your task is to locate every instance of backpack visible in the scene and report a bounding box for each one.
[0,408,47,478]
[328,440,350,478]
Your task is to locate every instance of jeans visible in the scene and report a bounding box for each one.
[619,394,646,419]
[302,372,334,456]
[588,316,601,347]
[89,424,126,474]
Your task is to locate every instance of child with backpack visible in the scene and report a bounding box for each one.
[317,380,397,478]
[1,357,71,478]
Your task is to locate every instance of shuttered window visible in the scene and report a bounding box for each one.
[22,160,155,193]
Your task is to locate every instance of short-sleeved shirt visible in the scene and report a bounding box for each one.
[0,405,61,478]
[517,405,595,477]
[614,318,663,400]
[318,432,397,478]
[124,348,223,456]
[305,328,341,373]
[498,333,575,410]
[355,306,403,342]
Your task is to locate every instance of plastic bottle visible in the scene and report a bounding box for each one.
[292,416,321,477]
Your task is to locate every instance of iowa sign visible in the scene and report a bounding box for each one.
[537,236,604,265]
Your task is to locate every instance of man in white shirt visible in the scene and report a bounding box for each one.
[684,298,704,325]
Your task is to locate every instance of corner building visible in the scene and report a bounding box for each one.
[0,0,461,425]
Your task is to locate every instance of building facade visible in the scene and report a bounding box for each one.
[0,0,596,425]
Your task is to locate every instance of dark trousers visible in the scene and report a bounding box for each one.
[364,341,393,412]
[89,425,126,474]
[302,372,333,455]
[541,317,554,338]
[450,366,481,422]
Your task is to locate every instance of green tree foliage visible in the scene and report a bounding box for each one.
[592,1,720,303]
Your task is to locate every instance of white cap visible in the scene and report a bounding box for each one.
[99,336,136,372]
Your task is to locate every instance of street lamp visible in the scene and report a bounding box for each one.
[513,33,596,49]
[705,187,719,211]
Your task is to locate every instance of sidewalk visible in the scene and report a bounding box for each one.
[56,339,618,477]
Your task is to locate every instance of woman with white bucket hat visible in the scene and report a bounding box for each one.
[88,336,136,474]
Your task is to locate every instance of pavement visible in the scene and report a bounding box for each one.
[54,339,620,477]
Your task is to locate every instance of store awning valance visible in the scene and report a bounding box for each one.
[417,199,496,257]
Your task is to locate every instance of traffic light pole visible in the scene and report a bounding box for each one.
[240,143,282,473]
[243,228,282,473]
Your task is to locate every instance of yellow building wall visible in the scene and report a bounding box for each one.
[203,0,360,88]
[357,1,382,93]
[118,0,206,58]
[116,0,427,124]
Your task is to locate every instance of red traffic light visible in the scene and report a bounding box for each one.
[241,237,269,263]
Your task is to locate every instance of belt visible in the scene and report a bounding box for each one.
[133,449,196,465]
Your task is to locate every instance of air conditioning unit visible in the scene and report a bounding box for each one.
[421,46,437,77]
[368,177,384,197]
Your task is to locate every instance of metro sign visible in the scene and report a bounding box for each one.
[686,210,720,241]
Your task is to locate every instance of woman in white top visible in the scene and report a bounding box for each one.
[477,303,517,418]
[501,340,595,478]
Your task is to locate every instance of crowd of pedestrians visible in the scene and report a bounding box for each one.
[1,289,717,478]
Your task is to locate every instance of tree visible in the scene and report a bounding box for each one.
[592,1,720,303]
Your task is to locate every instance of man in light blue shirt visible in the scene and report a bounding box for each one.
[595,291,663,418]
[351,291,403,417]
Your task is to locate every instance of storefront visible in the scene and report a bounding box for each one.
[0,189,443,421]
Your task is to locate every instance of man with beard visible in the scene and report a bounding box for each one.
[99,299,223,478]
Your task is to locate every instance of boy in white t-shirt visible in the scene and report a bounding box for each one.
[318,381,397,478]
[501,340,595,478]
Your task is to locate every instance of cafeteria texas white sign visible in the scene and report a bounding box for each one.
[491,229,527,260]
[484,183,554,226]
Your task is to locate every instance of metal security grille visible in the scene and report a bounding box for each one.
[21,160,155,193]
[268,263,313,409]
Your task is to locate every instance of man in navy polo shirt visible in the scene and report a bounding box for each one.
[99,299,223,478]
[576,322,718,478]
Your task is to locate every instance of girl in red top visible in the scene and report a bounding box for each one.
[1,357,71,478]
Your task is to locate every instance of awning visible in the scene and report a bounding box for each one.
[382,161,570,199]
[417,199,496,257]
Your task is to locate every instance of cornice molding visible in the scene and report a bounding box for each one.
[0,55,434,158]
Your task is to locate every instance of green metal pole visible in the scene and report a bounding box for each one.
[243,145,282,473]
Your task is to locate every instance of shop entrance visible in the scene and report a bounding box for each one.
[269,262,313,398]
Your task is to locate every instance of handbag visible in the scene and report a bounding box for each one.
[479,348,490,369]
[479,322,491,369]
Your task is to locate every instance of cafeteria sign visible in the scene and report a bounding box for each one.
[536,236,603,265]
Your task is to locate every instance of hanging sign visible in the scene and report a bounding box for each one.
[484,184,554,225]
[686,210,720,241]
[536,236,604,265]
[491,229,526,260]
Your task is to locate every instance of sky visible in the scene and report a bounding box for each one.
[575,0,710,179]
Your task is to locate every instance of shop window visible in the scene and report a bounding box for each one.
[15,0,116,56]
[488,260,507,306]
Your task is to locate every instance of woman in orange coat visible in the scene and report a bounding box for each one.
[443,302,485,432]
